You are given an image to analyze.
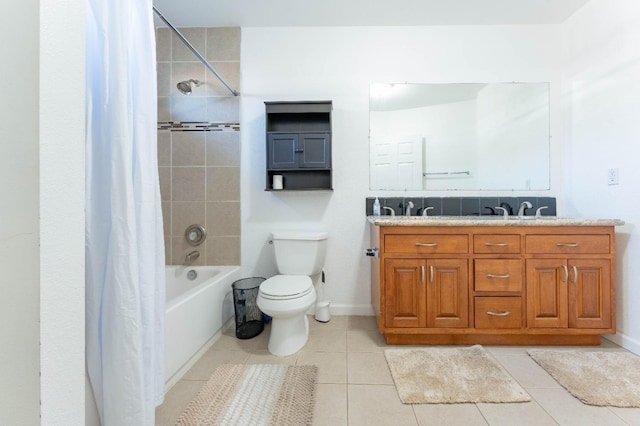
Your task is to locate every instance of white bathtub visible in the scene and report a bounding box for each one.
[165,265,241,389]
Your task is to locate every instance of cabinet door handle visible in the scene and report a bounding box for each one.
[429,265,434,283]
[562,265,569,282]
[485,242,508,246]
[556,243,579,247]
[415,242,438,247]
[294,148,304,153]
[572,265,578,284]
[487,311,511,316]
[487,273,511,279]
[421,265,425,284]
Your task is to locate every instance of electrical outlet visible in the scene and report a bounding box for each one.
[607,168,619,185]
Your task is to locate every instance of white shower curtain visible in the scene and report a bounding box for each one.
[85,0,165,424]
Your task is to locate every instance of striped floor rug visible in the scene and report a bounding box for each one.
[176,364,318,425]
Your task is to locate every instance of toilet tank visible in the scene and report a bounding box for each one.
[271,231,328,275]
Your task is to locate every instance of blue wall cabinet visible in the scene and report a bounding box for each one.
[265,101,332,190]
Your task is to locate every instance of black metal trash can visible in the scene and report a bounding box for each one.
[232,277,265,339]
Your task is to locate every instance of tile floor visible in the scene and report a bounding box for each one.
[156,316,640,425]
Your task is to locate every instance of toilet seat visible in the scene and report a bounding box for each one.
[259,275,313,300]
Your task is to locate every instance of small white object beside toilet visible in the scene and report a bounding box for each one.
[257,230,328,357]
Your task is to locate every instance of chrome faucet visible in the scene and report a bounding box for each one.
[405,201,414,216]
[495,206,509,219]
[184,250,200,265]
[422,206,435,217]
[518,201,533,217]
[535,206,549,218]
[382,206,395,216]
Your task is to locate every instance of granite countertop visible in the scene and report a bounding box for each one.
[367,216,625,227]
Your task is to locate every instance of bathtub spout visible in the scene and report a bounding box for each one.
[184,250,200,265]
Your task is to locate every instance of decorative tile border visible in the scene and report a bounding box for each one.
[366,196,557,217]
[157,121,240,132]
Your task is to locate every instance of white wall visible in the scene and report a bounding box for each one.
[241,25,562,314]
[40,0,86,423]
[0,0,85,424]
[561,0,640,353]
[0,0,41,423]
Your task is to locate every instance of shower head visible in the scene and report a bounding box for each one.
[176,79,201,95]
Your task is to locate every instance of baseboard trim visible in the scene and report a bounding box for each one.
[326,304,374,316]
[604,331,640,355]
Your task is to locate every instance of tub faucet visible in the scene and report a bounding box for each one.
[405,201,414,216]
[184,250,200,265]
[518,201,533,217]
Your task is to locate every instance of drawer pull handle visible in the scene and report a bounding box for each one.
[487,273,510,279]
[487,311,511,317]
[556,243,579,247]
[485,242,508,246]
[416,242,438,247]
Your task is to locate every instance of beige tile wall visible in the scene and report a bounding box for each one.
[156,27,241,266]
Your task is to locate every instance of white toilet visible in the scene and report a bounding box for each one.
[257,230,328,357]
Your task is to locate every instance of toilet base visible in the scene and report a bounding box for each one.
[268,315,310,357]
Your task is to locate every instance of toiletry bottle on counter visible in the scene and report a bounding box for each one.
[373,197,381,217]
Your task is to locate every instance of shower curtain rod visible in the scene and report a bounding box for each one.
[152,6,239,96]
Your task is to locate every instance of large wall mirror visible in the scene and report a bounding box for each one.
[369,82,550,191]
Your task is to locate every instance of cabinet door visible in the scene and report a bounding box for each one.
[426,259,468,328]
[299,133,331,168]
[568,259,611,329]
[384,259,426,328]
[267,134,298,169]
[526,259,568,328]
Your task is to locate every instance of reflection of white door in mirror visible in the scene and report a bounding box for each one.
[369,83,550,191]
[370,135,423,190]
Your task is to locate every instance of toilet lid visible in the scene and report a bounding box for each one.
[259,275,313,300]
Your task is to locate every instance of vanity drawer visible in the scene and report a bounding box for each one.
[385,234,468,254]
[475,297,523,329]
[474,260,522,293]
[525,235,610,254]
[474,234,521,254]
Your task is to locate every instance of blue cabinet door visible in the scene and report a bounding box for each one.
[267,134,298,169]
[299,133,331,168]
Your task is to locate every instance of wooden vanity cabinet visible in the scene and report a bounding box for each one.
[384,258,468,329]
[371,225,616,346]
[526,258,611,329]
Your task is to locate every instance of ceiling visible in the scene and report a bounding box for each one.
[152,0,590,28]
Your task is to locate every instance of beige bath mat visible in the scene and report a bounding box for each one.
[528,349,640,407]
[384,345,530,404]
[176,364,317,425]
